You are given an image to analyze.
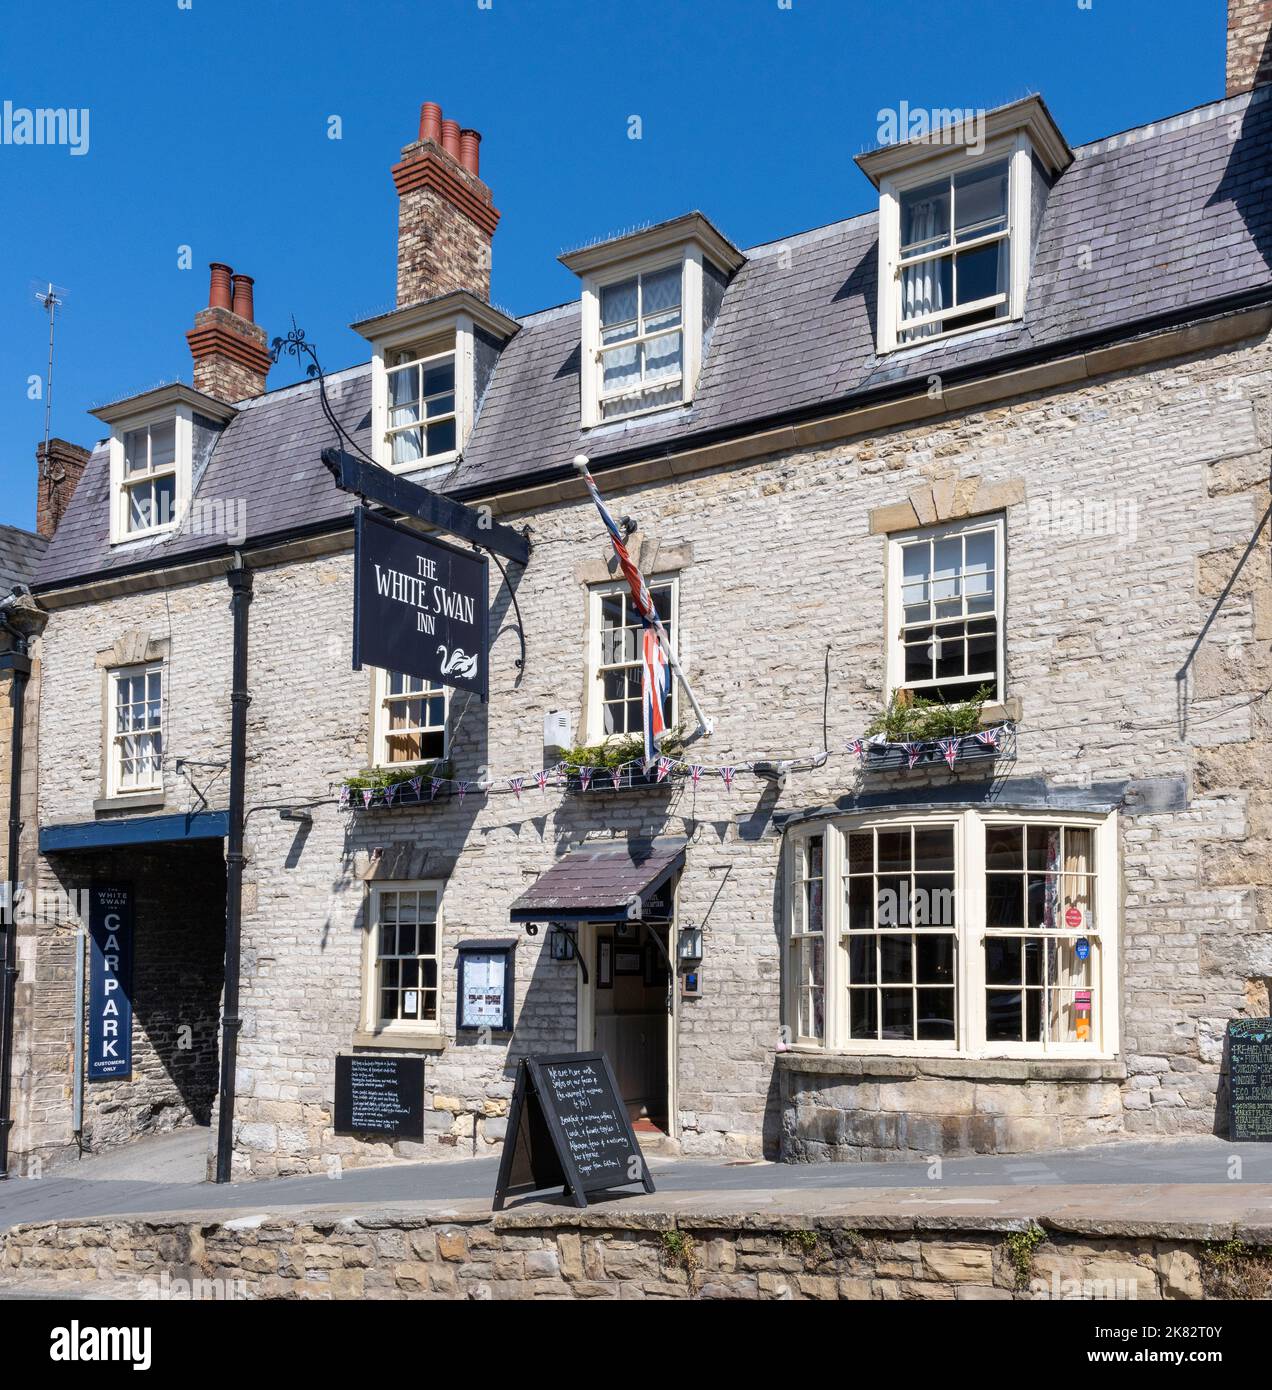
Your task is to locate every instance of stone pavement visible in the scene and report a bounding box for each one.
[1,1129,1271,1233]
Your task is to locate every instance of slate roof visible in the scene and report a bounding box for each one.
[508,836,688,921]
[34,87,1272,592]
[0,524,49,595]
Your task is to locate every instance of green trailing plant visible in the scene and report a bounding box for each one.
[342,760,450,794]
[1004,1224,1048,1289]
[560,727,686,774]
[864,685,993,744]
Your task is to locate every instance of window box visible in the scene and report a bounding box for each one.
[563,762,673,794]
[861,722,1015,771]
[342,760,453,810]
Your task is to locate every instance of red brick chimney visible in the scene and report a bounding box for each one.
[392,101,500,305]
[185,262,271,401]
[1228,0,1272,94]
[36,437,91,539]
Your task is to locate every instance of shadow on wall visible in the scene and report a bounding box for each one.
[44,841,227,1146]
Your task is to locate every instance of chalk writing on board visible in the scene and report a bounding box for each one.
[1229,1018,1272,1142]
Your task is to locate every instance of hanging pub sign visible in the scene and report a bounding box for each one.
[87,882,133,1081]
[352,507,489,699]
[493,1052,655,1210]
[456,938,516,1033]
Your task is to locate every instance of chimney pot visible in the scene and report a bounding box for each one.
[459,128,481,176]
[441,119,461,162]
[419,101,443,145]
[231,273,256,323]
[208,262,234,311]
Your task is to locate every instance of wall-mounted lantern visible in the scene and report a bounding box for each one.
[677,925,703,964]
[549,923,578,961]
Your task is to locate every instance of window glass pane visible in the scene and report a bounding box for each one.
[914,873,955,926]
[985,936,1021,985]
[391,427,423,467]
[600,277,638,329]
[641,265,682,316]
[849,990,878,1040]
[880,934,912,983]
[900,179,951,254]
[123,429,147,476]
[954,160,1009,239]
[986,825,1022,869]
[877,830,910,873]
[986,874,1023,927]
[917,989,955,1040]
[847,875,873,931]
[425,416,456,456]
[913,826,954,871]
[955,242,1005,305]
[153,474,175,527]
[422,359,455,399]
[847,832,873,875]
[986,990,1021,1041]
[388,364,419,410]
[149,420,176,471]
[881,989,913,1040]
[848,936,876,983]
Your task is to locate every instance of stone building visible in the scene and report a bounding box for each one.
[7,3,1272,1179]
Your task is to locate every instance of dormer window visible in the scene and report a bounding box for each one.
[352,290,519,476]
[560,212,744,429]
[897,158,1010,343]
[856,97,1072,355]
[387,348,457,466]
[93,383,236,547]
[598,265,684,420]
[121,419,178,534]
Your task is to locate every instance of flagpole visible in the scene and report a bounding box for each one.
[573,455,713,739]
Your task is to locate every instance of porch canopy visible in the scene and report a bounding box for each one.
[509,836,686,924]
[39,811,230,854]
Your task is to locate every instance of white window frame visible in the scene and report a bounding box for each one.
[108,407,193,544]
[784,808,1119,1061]
[361,879,445,1039]
[885,513,1005,703]
[583,575,678,745]
[383,346,458,470]
[372,668,449,769]
[580,248,705,428]
[369,320,477,474]
[106,662,163,797]
[876,133,1034,354]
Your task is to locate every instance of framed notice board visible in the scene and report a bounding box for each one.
[493,1051,654,1210]
[456,938,516,1033]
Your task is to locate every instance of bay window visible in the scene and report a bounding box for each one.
[784,810,1117,1058]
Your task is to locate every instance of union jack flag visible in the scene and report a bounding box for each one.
[974,727,1000,747]
[611,766,623,790]
[579,766,593,792]
[577,461,673,766]
[383,783,396,806]
[690,764,703,786]
[939,736,960,768]
[720,766,735,791]
[509,776,524,800]
[458,780,469,805]
[845,737,866,760]
[410,777,423,799]
[905,742,922,769]
[656,757,672,783]
[362,788,374,808]
[338,785,350,809]
[430,778,443,800]
[535,769,548,794]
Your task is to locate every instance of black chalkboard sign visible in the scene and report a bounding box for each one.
[334,1055,426,1140]
[1228,1018,1272,1141]
[493,1051,654,1210]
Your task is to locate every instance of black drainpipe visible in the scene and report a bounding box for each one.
[215,557,252,1184]
[0,616,32,1181]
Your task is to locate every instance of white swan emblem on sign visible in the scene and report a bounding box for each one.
[437,644,479,681]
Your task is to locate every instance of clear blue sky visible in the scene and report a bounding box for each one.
[0,0,1226,531]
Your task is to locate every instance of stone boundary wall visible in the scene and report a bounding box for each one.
[3,1188,1269,1300]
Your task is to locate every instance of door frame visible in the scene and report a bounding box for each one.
[575,912,678,1137]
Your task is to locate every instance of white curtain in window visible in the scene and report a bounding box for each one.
[900,198,945,342]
